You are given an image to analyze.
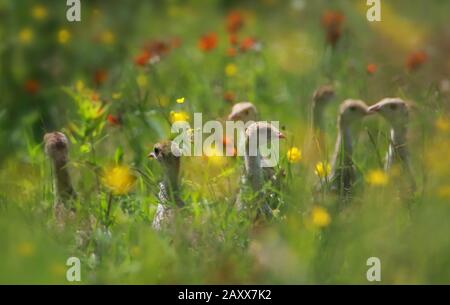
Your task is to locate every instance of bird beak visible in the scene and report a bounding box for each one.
[147,152,156,159]
[227,112,237,120]
[278,132,286,139]
[368,104,381,114]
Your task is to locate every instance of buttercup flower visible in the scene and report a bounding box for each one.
[225,63,238,77]
[31,5,48,20]
[287,147,302,163]
[170,111,190,123]
[58,28,71,44]
[366,169,389,186]
[315,161,331,179]
[19,28,34,44]
[311,206,331,228]
[102,165,136,195]
[176,97,185,104]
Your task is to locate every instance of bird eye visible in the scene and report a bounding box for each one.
[154,147,160,155]
[390,104,398,110]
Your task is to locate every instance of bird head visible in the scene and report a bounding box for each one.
[313,85,335,106]
[43,132,69,161]
[227,102,258,123]
[338,99,371,127]
[368,98,410,127]
[148,141,181,176]
[245,122,285,142]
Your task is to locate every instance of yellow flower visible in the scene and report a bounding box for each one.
[366,169,389,186]
[58,28,71,44]
[435,117,450,133]
[31,5,48,20]
[311,206,331,228]
[102,165,137,195]
[112,92,122,100]
[287,147,302,163]
[205,146,226,166]
[17,242,35,257]
[225,63,238,77]
[136,74,148,88]
[100,30,115,45]
[170,111,190,123]
[19,28,34,44]
[315,161,331,179]
[50,263,66,277]
[75,80,85,92]
[437,185,450,199]
[176,97,185,104]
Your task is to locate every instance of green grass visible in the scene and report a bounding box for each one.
[0,0,450,284]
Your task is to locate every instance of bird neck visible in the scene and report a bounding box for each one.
[51,156,75,202]
[161,163,181,202]
[332,122,353,170]
[244,136,264,191]
[312,103,326,132]
[387,125,409,168]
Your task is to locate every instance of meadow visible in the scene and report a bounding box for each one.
[0,0,450,284]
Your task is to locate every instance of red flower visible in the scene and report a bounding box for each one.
[406,51,427,71]
[24,79,40,95]
[94,69,108,86]
[229,34,238,46]
[134,50,151,66]
[240,36,257,52]
[367,63,377,75]
[321,10,345,47]
[107,114,121,126]
[223,91,235,103]
[144,40,170,56]
[226,11,244,33]
[227,47,237,57]
[198,32,218,52]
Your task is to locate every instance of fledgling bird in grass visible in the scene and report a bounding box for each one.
[368,98,416,192]
[324,100,371,197]
[43,131,77,226]
[236,122,285,219]
[304,85,336,164]
[148,141,184,231]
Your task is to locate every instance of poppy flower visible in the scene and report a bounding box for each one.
[240,36,257,52]
[144,40,170,56]
[367,63,377,75]
[226,11,244,33]
[229,34,238,46]
[321,10,345,48]
[406,50,427,71]
[227,47,237,57]
[198,32,218,52]
[24,79,40,95]
[223,91,235,103]
[134,50,151,66]
[107,114,121,126]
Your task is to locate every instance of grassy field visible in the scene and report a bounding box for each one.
[1,0,450,284]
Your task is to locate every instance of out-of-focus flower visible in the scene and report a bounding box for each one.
[17,242,35,257]
[144,40,170,57]
[94,69,108,86]
[76,80,85,93]
[170,111,190,123]
[198,32,218,52]
[311,206,331,228]
[176,97,185,104]
[58,28,71,44]
[435,117,450,132]
[226,10,244,33]
[406,50,427,71]
[100,30,115,44]
[19,28,34,44]
[134,50,151,66]
[225,63,238,77]
[204,146,226,165]
[50,263,66,277]
[107,114,121,126]
[112,92,122,100]
[314,161,331,179]
[240,36,258,52]
[366,169,389,186]
[321,10,345,48]
[80,143,91,154]
[287,147,302,163]
[223,91,235,103]
[31,5,48,20]
[136,74,148,88]
[102,165,136,195]
[227,47,237,57]
[24,79,40,95]
[367,63,377,75]
[437,185,450,199]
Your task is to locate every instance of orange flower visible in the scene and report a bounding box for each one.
[107,114,121,126]
[226,10,244,33]
[134,50,151,66]
[240,36,257,52]
[198,32,218,52]
[94,69,108,86]
[227,47,237,57]
[144,40,170,56]
[367,63,377,75]
[321,10,345,48]
[24,79,40,95]
[223,91,235,103]
[406,50,427,71]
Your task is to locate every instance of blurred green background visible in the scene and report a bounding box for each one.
[0,0,449,284]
